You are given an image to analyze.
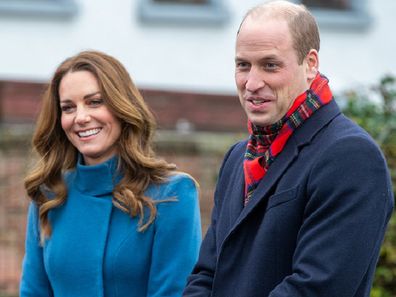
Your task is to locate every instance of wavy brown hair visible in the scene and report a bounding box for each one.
[24,50,176,242]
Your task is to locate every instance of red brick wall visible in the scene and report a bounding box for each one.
[0,80,247,132]
[0,150,30,295]
[141,89,246,132]
[0,81,45,123]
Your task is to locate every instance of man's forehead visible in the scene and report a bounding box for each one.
[236,38,284,52]
[239,15,289,36]
[237,17,291,48]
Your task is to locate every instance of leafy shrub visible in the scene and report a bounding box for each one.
[342,74,396,297]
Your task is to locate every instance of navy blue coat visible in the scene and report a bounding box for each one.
[184,100,394,297]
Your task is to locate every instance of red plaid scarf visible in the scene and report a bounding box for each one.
[243,73,333,205]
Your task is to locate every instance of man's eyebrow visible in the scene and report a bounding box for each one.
[259,55,280,61]
[235,54,280,60]
[259,56,285,66]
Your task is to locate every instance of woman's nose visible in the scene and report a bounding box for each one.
[74,107,91,124]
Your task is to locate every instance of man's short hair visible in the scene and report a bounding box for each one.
[238,0,320,64]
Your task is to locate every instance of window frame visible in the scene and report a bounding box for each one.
[296,0,371,30]
[0,0,77,18]
[137,0,229,25]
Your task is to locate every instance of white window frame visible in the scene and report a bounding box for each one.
[138,0,229,25]
[294,0,371,30]
[0,0,77,18]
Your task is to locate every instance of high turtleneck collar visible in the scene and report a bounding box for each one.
[72,155,122,197]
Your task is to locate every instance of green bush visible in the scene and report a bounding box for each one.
[342,74,396,297]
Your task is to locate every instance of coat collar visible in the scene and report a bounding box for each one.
[230,100,341,230]
[70,155,122,197]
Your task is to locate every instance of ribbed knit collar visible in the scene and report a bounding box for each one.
[74,155,122,197]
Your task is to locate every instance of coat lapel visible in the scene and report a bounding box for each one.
[232,137,299,228]
[227,100,341,233]
[222,143,246,226]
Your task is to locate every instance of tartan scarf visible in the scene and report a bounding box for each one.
[243,73,333,205]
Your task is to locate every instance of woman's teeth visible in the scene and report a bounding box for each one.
[78,128,101,138]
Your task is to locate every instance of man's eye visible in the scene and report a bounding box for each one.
[264,62,279,71]
[236,61,250,69]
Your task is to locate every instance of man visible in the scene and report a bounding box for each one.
[183,1,394,296]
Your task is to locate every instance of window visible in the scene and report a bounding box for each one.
[138,0,229,25]
[153,0,207,3]
[299,0,371,30]
[302,0,351,10]
[0,0,77,18]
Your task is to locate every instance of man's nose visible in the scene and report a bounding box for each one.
[245,69,265,93]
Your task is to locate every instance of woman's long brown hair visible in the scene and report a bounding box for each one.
[24,50,176,243]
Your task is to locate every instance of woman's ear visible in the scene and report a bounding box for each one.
[305,49,319,81]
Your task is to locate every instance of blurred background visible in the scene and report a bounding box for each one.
[0,0,395,296]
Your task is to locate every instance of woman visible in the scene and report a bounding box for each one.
[20,50,202,297]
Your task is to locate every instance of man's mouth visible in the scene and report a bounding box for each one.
[248,98,271,106]
[77,128,101,138]
[251,99,266,105]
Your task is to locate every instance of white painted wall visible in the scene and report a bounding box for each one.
[0,0,394,95]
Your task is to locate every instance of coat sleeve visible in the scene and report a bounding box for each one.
[20,203,53,297]
[269,135,394,297]
[146,174,202,297]
[182,191,219,297]
[183,144,238,297]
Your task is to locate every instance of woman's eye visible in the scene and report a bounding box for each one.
[60,105,74,113]
[89,99,104,106]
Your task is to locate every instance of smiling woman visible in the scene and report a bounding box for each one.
[20,50,202,297]
[59,71,122,166]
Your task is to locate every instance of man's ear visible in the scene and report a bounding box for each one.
[305,49,319,81]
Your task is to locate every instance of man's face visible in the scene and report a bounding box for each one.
[235,17,312,127]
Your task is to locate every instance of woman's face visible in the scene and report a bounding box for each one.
[59,70,122,165]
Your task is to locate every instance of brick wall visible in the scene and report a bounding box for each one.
[0,149,30,295]
[0,81,45,123]
[0,80,247,132]
[141,89,246,132]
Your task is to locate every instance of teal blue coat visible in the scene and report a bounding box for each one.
[20,157,201,297]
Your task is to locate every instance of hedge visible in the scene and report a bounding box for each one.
[342,74,396,297]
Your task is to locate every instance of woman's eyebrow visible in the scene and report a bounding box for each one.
[83,91,101,99]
